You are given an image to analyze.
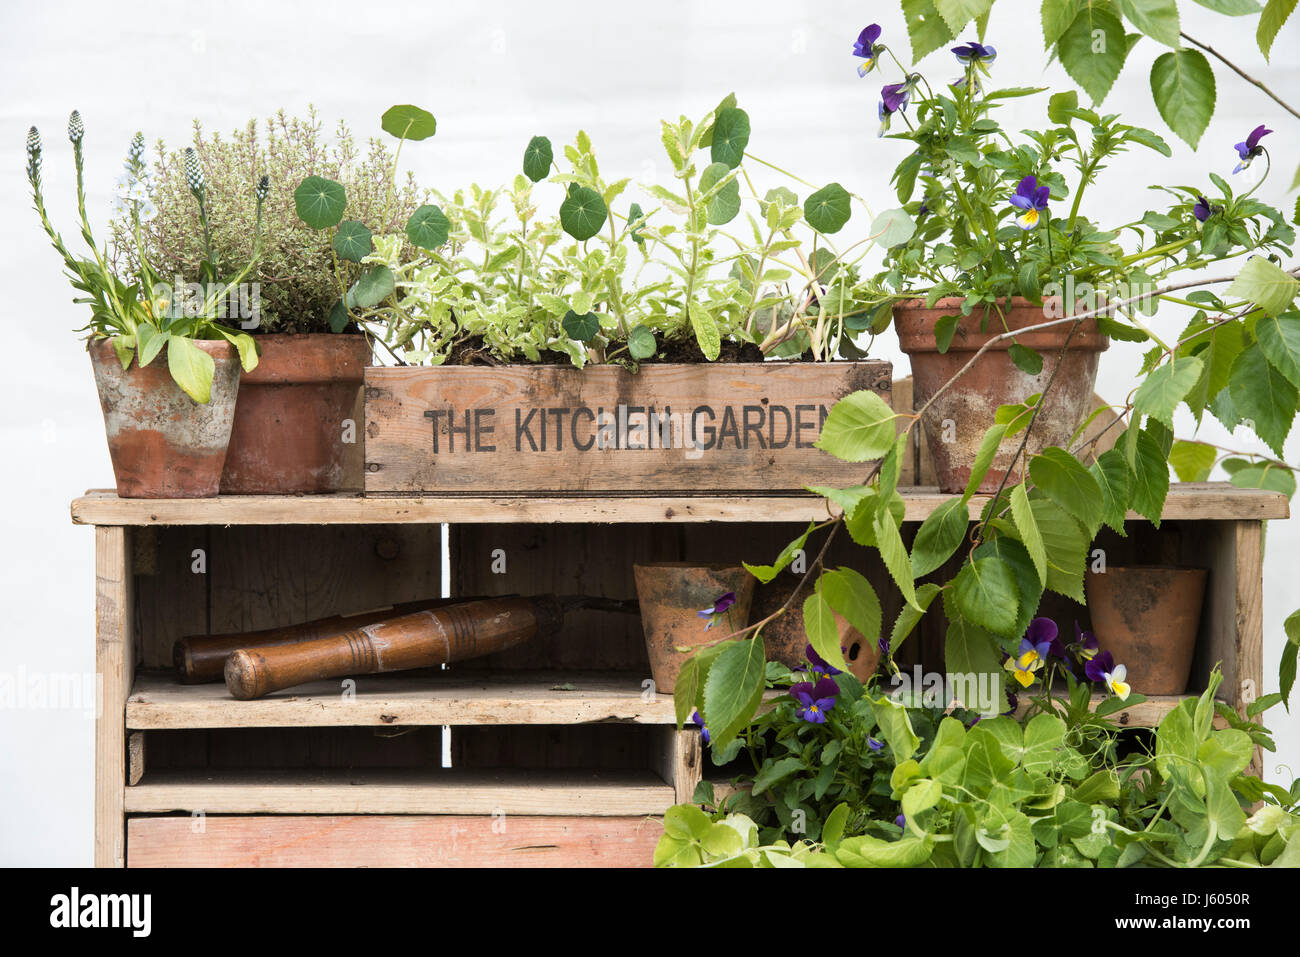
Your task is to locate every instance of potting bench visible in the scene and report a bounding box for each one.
[71,476,1286,867]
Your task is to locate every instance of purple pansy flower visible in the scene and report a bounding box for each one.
[1193,196,1213,222]
[952,41,997,68]
[878,80,912,137]
[1009,175,1050,230]
[878,636,891,658]
[1233,124,1272,174]
[853,24,882,77]
[1003,618,1055,688]
[868,736,884,751]
[1084,650,1131,700]
[696,591,736,630]
[690,710,710,745]
[791,676,838,724]
[895,813,906,829]
[800,643,842,679]
[1074,621,1100,660]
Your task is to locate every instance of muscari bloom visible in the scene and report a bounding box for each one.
[878,79,914,137]
[26,126,41,184]
[791,676,838,724]
[255,174,270,202]
[1233,124,1271,174]
[1003,617,1056,688]
[1009,175,1050,230]
[853,24,882,77]
[697,591,736,630]
[67,110,84,144]
[690,710,710,745]
[1085,650,1131,700]
[184,146,205,196]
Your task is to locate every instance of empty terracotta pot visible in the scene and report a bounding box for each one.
[751,578,880,682]
[895,297,1109,494]
[220,334,371,493]
[634,564,755,693]
[89,337,240,498]
[1085,566,1208,695]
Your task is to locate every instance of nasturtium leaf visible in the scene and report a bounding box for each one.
[710,107,751,169]
[1150,49,1216,148]
[699,162,741,225]
[1008,343,1043,375]
[699,92,737,148]
[1058,4,1128,104]
[166,336,216,405]
[406,204,451,250]
[1228,257,1300,317]
[1090,449,1133,535]
[559,185,608,241]
[1029,448,1104,536]
[1229,462,1296,497]
[381,104,437,141]
[1133,356,1205,425]
[912,496,970,578]
[332,220,372,262]
[522,135,553,182]
[562,310,600,343]
[627,324,656,360]
[1229,344,1298,457]
[814,390,897,462]
[328,300,350,334]
[870,208,916,248]
[1169,440,1217,482]
[345,265,396,310]
[952,558,1021,638]
[294,176,346,229]
[804,183,852,234]
[818,568,882,649]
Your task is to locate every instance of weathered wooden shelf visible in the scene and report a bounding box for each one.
[70,482,1288,527]
[127,671,673,729]
[125,768,674,816]
[1011,692,1215,728]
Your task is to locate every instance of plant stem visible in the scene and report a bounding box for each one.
[1180,32,1300,123]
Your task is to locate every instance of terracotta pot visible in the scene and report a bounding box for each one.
[751,579,880,682]
[89,338,240,498]
[895,298,1109,494]
[1085,566,1208,695]
[220,334,371,493]
[633,564,756,693]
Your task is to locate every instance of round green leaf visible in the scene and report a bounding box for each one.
[294,176,346,230]
[523,135,553,183]
[333,220,372,263]
[869,207,915,247]
[345,265,396,310]
[710,106,750,169]
[699,162,741,225]
[627,323,656,360]
[562,310,600,342]
[406,204,450,251]
[559,185,608,241]
[804,183,852,234]
[380,104,437,141]
[328,300,350,334]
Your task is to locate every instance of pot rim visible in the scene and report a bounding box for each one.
[633,562,749,571]
[1086,565,1209,573]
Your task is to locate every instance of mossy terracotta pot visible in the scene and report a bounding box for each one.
[89,338,240,498]
[895,297,1109,494]
[220,334,371,493]
[633,563,755,693]
[1085,566,1208,695]
[751,579,880,682]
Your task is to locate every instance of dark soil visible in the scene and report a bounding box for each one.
[444,334,775,366]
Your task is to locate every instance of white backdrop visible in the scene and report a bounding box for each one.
[1,0,1297,865]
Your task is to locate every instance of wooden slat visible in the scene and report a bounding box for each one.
[1012,693,1219,728]
[94,526,133,868]
[70,483,1289,526]
[124,768,673,815]
[651,727,702,804]
[127,671,676,729]
[127,814,661,867]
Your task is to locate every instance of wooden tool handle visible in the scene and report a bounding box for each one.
[173,598,473,683]
[224,596,562,700]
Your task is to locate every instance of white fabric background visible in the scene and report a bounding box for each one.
[0,0,1296,864]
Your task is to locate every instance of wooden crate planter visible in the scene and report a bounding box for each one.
[362,361,893,494]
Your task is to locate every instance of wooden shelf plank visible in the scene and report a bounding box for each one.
[124,768,674,816]
[1012,692,1215,727]
[71,482,1289,527]
[127,671,674,729]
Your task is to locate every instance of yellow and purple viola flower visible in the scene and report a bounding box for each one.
[697,591,736,630]
[853,24,882,77]
[791,676,838,724]
[1003,618,1055,687]
[690,710,710,745]
[1233,124,1272,174]
[878,80,913,137]
[1073,621,1100,660]
[950,40,996,89]
[1009,175,1050,230]
[1085,650,1131,700]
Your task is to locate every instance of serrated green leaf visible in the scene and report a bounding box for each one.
[1130,428,1172,525]
[1150,49,1216,148]
[952,558,1021,637]
[1258,0,1298,60]
[903,0,958,61]
[1028,497,1089,602]
[1256,312,1300,388]
[912,497,970,577]
[1133,356,1205,425]
[804,591,850,673]
[1058,4,1128,104]
[814,390,897,462]
[1029,448,1104,535]
[702,638,766,750]
[1229,343,1298,457]
[1169,440,1217,481]
[818,568,882,650]
[1228,257,1300,316]
[1119,0,1180,47]
[1090,449,1133,535]
[1011,483,1047,585]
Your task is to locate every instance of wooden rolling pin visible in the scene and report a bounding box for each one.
[173,598,474,684]
[223,595,563,700]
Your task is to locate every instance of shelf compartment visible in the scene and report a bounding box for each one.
[124,767,674,816]
[126,814,662,867]
[126,670,672,729]
[71,482,1289,527]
